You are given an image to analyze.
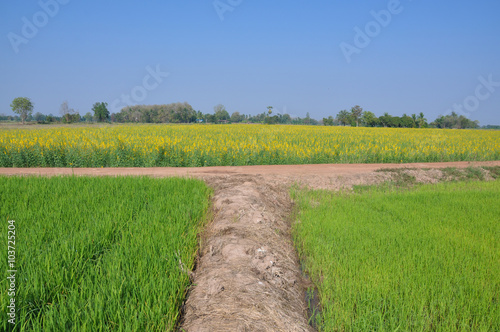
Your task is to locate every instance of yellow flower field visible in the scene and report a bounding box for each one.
[0,124,498,167]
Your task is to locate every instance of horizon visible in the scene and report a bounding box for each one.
[1,1,499,125]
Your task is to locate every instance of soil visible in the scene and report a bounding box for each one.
[181,175,313,331]
[1,160,499,331]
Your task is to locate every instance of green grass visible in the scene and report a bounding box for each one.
[0,176,211,331]
[292,180,500,331]
[440,166,486,181]
[483,166,500,179]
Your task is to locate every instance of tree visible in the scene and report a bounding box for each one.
[33,112,46,123]
[230,111,243,123]
[430,113,477,129]
[60,101,80,123]
[60,101,69,117]
[282,114,292,124]
[388,116,402,128]
[417,112,427,128]
[350,105,363,127]
[401,114,415,128]
[304,112,311,125]
[337,110,351,126]
[323,116,334,126]
[264,115,279,124]
[46,115,56,123]
[84,112,93,122]
[10,97,34,124]
[214,104,230,122]
[204,113,216,123]
[92,102,110,122]
[361,111,379,127]
[196,111,204,122]
[379,113,392,127]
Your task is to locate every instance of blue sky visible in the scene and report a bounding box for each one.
[1,0,499,124]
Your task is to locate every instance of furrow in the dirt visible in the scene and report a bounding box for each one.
[181,175,313,332]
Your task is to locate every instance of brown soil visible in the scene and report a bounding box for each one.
[181,175,313,331]
[1,160,499,331]
[2,161,499,180]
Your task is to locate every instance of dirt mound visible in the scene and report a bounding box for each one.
[181,175,313,331]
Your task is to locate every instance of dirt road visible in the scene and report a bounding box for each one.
[1,161,499,178]
[2,161,499,331]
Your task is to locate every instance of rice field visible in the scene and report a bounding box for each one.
[0,124,498,167]
[292,180,500,331]
[0,176,211,331]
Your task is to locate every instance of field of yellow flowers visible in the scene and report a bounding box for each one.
[0,124,498,167]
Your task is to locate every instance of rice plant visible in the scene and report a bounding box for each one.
[292,180,500,331]
[0,176,211,331]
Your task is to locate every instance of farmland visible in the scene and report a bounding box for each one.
[292,180,500,331]
[1,123,499,331]
[0,176,211,331]
[0,124,499,167]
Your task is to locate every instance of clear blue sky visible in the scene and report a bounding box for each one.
[1,0,499,124]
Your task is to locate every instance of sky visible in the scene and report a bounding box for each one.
[1,0,499,125]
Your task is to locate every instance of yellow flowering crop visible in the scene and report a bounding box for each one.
[0,124,498,167]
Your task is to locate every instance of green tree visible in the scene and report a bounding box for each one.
[361,111,379,127]
[92,102,110,122]
[60,101,80,123]
[10,97,34,124]
[417,112,427,128]
[84,112,93,122]
[350,105,363,127]
[323,116,334,126]
[230,111,243,123]
[196,111,204,122]
[281,114,292,124]
[33,112,46,123]
[401,114,416,128]
[214,104,230,122]
[304,112,311,125]
[264,115,279,124]
[379,112,392,127]
[337,110,351,126]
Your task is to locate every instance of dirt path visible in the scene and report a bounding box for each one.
[2,161,498,178]
[181,175,313,331]
[2,161,499,331]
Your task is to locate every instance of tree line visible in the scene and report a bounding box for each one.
[6,98,110,124]
[111,104,323,125]
[324,105,480,129]
[4,97,488,129]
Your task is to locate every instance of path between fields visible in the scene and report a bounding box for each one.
[2,161,499,331]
